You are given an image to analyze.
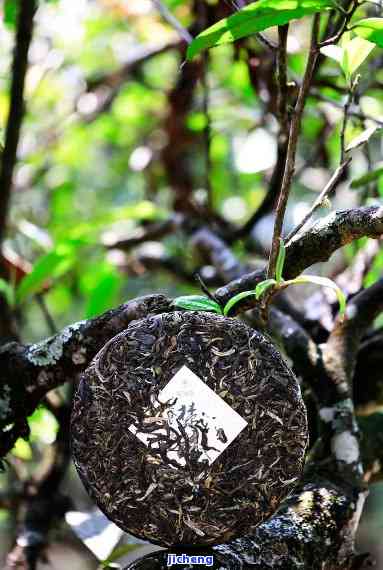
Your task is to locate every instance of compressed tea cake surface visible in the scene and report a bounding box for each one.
[71,311,307,546]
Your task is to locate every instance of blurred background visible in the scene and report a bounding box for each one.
[0,0,382,567]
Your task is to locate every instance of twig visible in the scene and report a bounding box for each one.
[311,89,383,126]
[285,158,351,244]
[233,26,289,239]
[277,25,289,138]
[151,0,193,44]
[340,86,356,163]
[202,52,213,210]
[0,0,37,247]
[319,0,359,47]
[267,14,321,279]
[35,294,58,336]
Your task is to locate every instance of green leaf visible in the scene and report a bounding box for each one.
[353,18,383,48]
[16,242,77,303]
[275,239,286,282]
[286,275,346,316]
[223,290,258,316]
[345,125,379,152]
[351,166,383,188]
[341,36,375,79]
[187,0,335,59]
[255,278,277,299]
[0,278,15,307]
[320,44,343,63]
[3,0,19,29]
[84,263,122,318]
[173,295,223,314]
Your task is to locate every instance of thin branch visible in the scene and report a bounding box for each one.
[267,14,320,279]
[151,0,193,44]
[277,25,289,138]
[340,87,356,163]
[202,52,213,210]
[285,158,352,244]
[0,0,37,247]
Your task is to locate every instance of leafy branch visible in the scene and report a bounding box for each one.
[174,239,346,318]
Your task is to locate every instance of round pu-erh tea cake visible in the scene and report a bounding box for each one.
[71,311,307,547]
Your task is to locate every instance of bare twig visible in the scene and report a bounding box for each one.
[151,0,193,44]
[267,15,320,279]
[340,86,356,163]
[285,158,352,243]
[202,52,213,210]
[0,0,37,247]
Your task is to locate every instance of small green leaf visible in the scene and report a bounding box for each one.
[187,0,335,59]
[12,438,32,461]
[275,239,286,282]
[341,36,375,80]
[255,278,277,299]
[173,295,223,314]
[286,275,346,316]
[320,44,343,63]
[345,125,379,152]
[3,0,19,29]
[223,290,258,316]
[351,166,383,188]
[16,242,77,303]
[353,18,383,48]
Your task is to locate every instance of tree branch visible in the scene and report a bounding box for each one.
[0,295,172,458]
[0,0,37,246]
[215,205,383,309]
[267,14,320,279]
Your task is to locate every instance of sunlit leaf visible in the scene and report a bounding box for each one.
[320,44,343,63]
[353,18,383,48]
[223,290,257,316]
[173,295,223,314]
[286,275,346,316]
[341,37,375,79]
[345,125,379,152]
[12,438,32,460]
[29,408,59,445]
[187,0,335,59]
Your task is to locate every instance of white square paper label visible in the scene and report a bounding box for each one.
[128,365,248,467]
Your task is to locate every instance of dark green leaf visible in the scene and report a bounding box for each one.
[84,265,122,318]
[223,290,258,316]
[353,18,383,48]
[187,0,334,59]
[275,238,286,282]
[3,0,19,29]
[173,295,223,314]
